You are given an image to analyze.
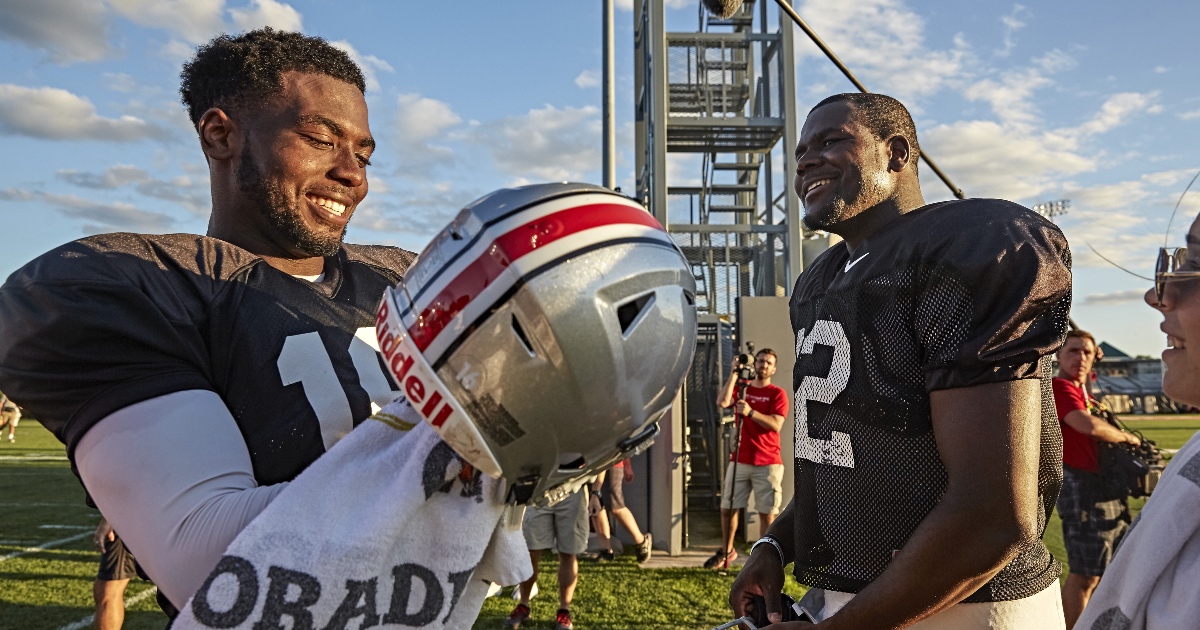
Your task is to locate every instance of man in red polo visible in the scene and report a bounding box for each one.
[1053,329,1141,628]
[707,348,788,570]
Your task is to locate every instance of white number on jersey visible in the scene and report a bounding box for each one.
[794,319,855,467]
[277,327,402,450]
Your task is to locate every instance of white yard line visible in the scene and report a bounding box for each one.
[0,531,90,562]
[56,586,159,630]
[39,525,94,530]
[0,502,87,508]
[0,454,68,461]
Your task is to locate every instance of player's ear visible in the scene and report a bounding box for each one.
[197,107,239,162]
[886,135,911,173]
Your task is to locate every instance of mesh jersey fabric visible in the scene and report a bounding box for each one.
[788,198,1071,603]
[0,232,415,485]
[733,382,788,465]
[1053,377,1101,473]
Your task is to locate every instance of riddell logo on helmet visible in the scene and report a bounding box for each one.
[376,296,454,429]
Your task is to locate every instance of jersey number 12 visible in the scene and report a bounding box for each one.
[794,320,855,467]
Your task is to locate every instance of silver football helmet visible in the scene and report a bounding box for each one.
[376,183,697,507]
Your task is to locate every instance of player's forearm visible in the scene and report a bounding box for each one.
[76,390,287,608]
[821,496,1026,630]
[761,499,796,561]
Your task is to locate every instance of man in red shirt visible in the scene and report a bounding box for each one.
[707,349,789,569]
[1053,329,1141,628]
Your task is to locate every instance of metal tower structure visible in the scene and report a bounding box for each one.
[634,0,806,318]
[634,0,812,523]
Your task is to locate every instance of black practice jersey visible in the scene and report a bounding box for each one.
[0,233,414,485]
[788,199,1071,603]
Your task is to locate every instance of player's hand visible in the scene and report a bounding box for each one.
[588,493,602,517]
[735,400,753,418]
[729,543,786,624]
[94,518,114,553]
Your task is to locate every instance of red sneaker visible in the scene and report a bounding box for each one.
[555,608,574,630]
[505,603,531,629]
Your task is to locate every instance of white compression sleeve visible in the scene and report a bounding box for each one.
[75,389,288,608]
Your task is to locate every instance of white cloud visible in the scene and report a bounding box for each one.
[229,0,303,33]
[1034,49,1077,73]
[103,73,140,93]
[330,40,392,92]
[964,67,1053,129]
[615,0,710,11]
[922,119,1094,201]
[0,188,177,233]
[107,0,302,52]
[0,84,171,142]
[996,4,1028,57]
[58,165,149,189]
[350,181,481,243]
[793,0,970,102]
[925,76,1160,205]
[616,0,689,9]
[55,164,212,215]
[1063,91,1160,141]
[1179,109,1200,121]
[393,93,462,173]
[575,70,600,89]
[1155,66,1168,74]
[0,0,111,62]
[108,0,226,44]
[461,104,601,181]
[1082,289,1149,306]
[963,49,1075,130]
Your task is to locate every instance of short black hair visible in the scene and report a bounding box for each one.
[810,93,920,174]
[179,28,366,127]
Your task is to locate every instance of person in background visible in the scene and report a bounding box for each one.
[93,516,136,630]
[1074,216,1200,630]
[0,391,20,443]
[589,459,653,563]
[507,487,589,630]
[707,349,788,570]
[1052,329,1141,628]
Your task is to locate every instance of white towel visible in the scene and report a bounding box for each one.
[173,398,532,630]
[1075,430,1200,630]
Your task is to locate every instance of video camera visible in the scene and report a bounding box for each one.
[735,342,756,382]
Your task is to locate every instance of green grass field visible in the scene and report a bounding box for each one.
[3,417,1196,629]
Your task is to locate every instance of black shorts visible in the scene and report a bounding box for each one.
[1057,465,1130,577]
[600,467,626,511]
[97,532,139,581]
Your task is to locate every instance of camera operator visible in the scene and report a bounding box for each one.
[705,348,788,570]
[1053,329,1140,628]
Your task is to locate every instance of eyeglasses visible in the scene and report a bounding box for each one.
[1155,247,1200,303]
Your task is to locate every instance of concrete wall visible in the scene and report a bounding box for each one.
[737,296,796,525]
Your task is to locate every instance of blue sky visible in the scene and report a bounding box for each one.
[1,0,1197,358]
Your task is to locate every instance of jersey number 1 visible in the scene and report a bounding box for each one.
[794,320,855,467]
[277,327,401,450]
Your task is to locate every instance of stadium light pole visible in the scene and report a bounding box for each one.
[603,0,617,190]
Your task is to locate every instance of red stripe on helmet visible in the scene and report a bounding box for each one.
[409,202,662,352]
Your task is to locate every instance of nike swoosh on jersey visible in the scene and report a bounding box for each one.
[844,252,869,272]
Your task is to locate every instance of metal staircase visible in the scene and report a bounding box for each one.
[634,0,810,515]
